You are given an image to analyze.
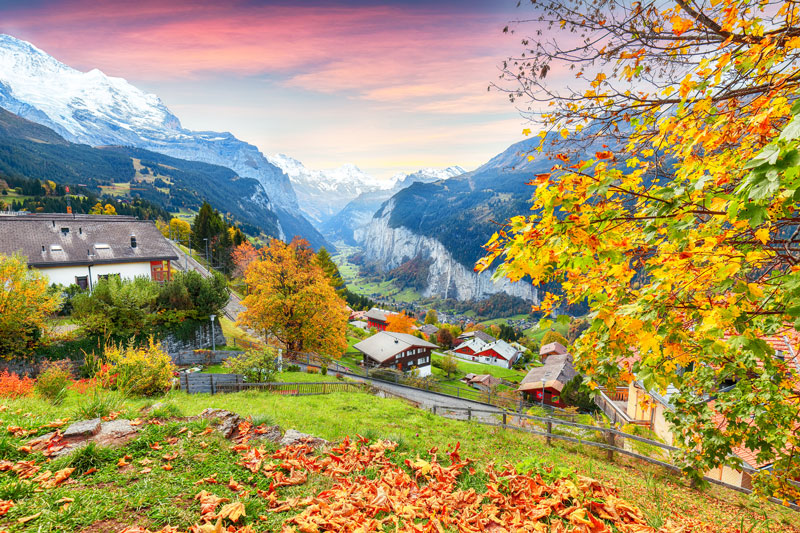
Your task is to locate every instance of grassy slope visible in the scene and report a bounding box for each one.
[332,246,422,303]
[430,352,526,384]
[0,390,797,531]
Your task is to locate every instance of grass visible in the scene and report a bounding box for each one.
[431,351,527,384]
[219,316,260,348]
[479,314,531,327]
[98,182,131,196]
[0,390,796,531]
[199,368,346,383]
[332,246,422,303]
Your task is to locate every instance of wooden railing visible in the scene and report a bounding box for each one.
[215,381,365,396]
[429,405,800,512]
[599,386,629,402]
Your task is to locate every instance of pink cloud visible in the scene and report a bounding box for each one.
[0,0,517,114]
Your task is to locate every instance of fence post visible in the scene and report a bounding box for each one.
[210,375,216,395]
[433,405,437,416]
[606,428,615,462]
[467,407,472,421]
[503,412,507,427]
[546,420,552,446]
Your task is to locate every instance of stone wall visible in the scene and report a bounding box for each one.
[160,320,227,355]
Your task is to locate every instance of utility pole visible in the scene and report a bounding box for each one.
[210,314,216,351]
[204,238,209,271]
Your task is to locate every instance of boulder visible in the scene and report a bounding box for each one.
[253,425,283,443]
[279,429,328,448]
[194,408,243,439]
[63,418,102,439]
[94,419,139,447]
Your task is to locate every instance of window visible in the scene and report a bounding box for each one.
[94,244,110,250]
[60,227,69,236]
[417,358,425,366]
[130,236,137,248]
[75,276,88,290]
[50,245,63,252]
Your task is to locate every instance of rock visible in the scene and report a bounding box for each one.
[63,418,101,439]
[195,408,243,439]
[253,425,283,443]
[279,429,328,448]
[51,441,86,458]
[94,419,139,447]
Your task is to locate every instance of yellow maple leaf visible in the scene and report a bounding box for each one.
[755,227,770,244]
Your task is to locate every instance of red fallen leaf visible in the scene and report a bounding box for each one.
[0,499,14,516]
[199,427,214,436]
[165,437,178,445]
[177,427,189,435]
[195,474,219,486]
[130,418,144,426]
[195,490,229,516]
[101,410,121,421]
[228,476,246,492]
[163,464,173,471]
[118,455,131,467]
[83,467,97,476]
[163,452,179,461]
[139,468,152,474]
[149,442,163,450]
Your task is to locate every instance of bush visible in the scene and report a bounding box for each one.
[285,364,301,372]
[321,364,328,376]
[307,366,318,375]
[35,360,73,404]
[0,371,34,398]
[223,347,278,383]
[105,338,175,396]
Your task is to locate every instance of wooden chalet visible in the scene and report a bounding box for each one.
[353,331,437,377]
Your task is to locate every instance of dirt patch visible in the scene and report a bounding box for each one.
[81,513,149,533]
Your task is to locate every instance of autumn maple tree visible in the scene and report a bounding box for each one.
[238,238,348,356]
[0,254,61,358]
[385,312,416,334]
[480,0,800,488]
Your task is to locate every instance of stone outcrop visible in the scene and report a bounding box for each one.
[359,201,538,302]
[279,429,329,448]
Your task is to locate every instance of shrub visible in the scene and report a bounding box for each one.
[223,347,278,383]
[306,366,318,375]
[541,330,569,347]
[35,360,73,404]
[105,337,175,396]
[0,371,34,398]
[320,363,328,376]
[285,364,301,372]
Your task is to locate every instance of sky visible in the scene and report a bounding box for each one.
[0,0,534,180]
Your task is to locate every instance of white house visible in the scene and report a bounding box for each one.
[0,212,178,289]
[452,332,521,369]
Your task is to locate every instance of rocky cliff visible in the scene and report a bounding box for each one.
[359,200,538,302]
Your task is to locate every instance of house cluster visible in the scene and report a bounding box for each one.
[353,331,437,377]
[451,330,522,369]
[0,212,178,288]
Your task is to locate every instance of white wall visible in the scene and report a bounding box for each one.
[417,364,432,378]
[40,261,153,288]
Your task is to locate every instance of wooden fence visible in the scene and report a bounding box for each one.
[216,381,366,396]
[430,405,800,512]
[179,373,244,394]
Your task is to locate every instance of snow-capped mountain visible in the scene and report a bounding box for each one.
[266,154,388,225]
[0,34,326,248]
[322,165,465,244]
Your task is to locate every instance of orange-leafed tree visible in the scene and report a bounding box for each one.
[231,241,259,279]
[385,312,416,334]
[0,253,61,358]
[238,238,348,356]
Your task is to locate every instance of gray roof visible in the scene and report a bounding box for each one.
[458,330,496,344]
[519,352,577,393]
[354,331,438,363]
[0,213,177,267]
[365,308,391,322]
[418,324,439,335]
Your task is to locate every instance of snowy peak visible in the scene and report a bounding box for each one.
[389,165,465,190]
[0,34,180,142]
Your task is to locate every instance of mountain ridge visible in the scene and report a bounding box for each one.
[0,34,327,249]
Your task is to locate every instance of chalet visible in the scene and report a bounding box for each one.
[461,373,502,392]
[349,320,370,331]
[417,324,439,337]
[540,341,568,361]
[518,343,577,407]
[454,330,496,347]
[452,334,521,369]
[365,308,397,331]
[354,331,437,377]
[0,212,177,289]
